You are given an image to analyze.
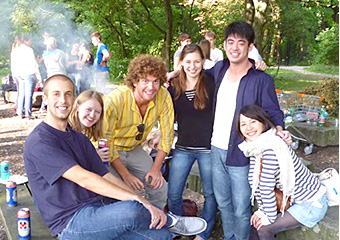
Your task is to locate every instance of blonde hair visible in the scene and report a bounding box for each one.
[68,90,104,141]
[45,37,57,50]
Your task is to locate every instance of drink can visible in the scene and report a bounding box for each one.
[6,181,17,206]
[98,139,109,165]
[1,161,10,180]
[17,208,31,240]
[98,139,108,149]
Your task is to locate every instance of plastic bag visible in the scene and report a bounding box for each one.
[316,168,340,206]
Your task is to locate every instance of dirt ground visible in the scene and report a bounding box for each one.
[0,98,338,240]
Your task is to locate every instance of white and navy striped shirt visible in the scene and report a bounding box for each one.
[249,147,322,223]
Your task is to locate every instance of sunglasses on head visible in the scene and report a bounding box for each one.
[135,124,145,141]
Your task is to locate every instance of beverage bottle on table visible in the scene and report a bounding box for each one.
[318,105,326,127]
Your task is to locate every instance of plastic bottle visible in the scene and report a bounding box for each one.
[318,106,326,127]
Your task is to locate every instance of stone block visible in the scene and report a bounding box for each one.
[277,206,339,240]
[288,123,339,147]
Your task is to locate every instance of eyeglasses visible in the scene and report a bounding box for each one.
[135,124,145,141]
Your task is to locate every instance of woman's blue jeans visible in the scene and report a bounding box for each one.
[17,74,36,117]
[211,146,252,240]
[167,149,217,240]
[58,200,173,240]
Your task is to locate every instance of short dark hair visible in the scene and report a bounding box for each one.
[236,105,276,140]
[224,21,255,45]
[91,31,102,41]
[43,74,75,96]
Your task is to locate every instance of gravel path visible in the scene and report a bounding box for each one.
[271,66,339,79]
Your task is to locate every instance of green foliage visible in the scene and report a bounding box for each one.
[303,78,339,118]
[267,68,322,92]
[310,24,339,65]
[304,64,339,75]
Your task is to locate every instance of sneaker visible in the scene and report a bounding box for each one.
[167,212,207,236]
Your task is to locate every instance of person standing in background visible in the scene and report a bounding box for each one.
[10,35,41,120]
[173,33,191,71]
[78,42,94,93]
[199,39,214,70]
[66,42,82,95]
[43,37,68,77]
[91,31,111,94]
[204,31,224,66]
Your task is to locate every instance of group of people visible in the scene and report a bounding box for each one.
[10,30,111,118]
[23,20,328,240]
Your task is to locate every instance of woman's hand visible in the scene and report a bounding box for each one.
[250,214,263,230]
[255,60,267,71]
[97,148,110,163]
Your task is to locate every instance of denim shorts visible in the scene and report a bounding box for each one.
[288,194,328,228]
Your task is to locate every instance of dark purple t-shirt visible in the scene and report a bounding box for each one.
[24,122,109,236]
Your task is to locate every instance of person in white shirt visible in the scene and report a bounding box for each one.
[204,31,224,66]
[10,35,41,119]
[173,33,191,71]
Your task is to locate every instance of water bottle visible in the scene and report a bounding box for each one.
[318,106,326,127]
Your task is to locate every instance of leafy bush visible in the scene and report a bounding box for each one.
[303,78,339,118]
[310,24,339,65]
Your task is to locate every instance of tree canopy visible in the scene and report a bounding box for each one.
[0,0,338,82]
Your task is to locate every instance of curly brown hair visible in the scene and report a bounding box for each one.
[125,54,167,88]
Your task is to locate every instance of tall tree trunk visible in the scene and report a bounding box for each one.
[245,0,269,56]
[163,0,173,71]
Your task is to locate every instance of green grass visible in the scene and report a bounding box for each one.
[266,68,325,93]
[304,64,339,75]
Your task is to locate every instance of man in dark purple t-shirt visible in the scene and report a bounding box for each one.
[24,74,207,239]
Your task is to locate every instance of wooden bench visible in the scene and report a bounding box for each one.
[0,183,55,239]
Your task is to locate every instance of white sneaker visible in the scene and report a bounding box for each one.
[167,212,207,236]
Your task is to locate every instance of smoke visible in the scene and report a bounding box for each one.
[0,0,95,60]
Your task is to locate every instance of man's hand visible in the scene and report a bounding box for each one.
[255,60,267,71]
[276,127,292,146]
[137,196,167,229]
[250,214,263,230]
[122,173,145,191]
[145,167,163,190]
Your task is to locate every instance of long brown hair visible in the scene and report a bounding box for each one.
[69,90,104,141]
[172,44,209,110]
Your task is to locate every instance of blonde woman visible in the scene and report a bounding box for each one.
[69,90,110,163]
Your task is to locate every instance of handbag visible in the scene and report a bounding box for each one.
[315,168,340,206]
[260,158,291,212]
[164,199,198,217]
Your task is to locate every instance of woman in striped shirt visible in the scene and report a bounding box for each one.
[167,44,216,240]
[236,105,328,239]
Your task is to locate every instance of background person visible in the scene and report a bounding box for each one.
[10,35,41,119]
[167,44,217,240]
[199,39,214,70]
[237,105,328,239]
[91,31,111,94]
[204,31,223,66]
[68,90,110,162]
[173,33,191,71]
[78,42,94,93]
[66,42,82,95]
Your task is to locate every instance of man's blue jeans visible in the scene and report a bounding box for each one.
[167,149,217,240]
[211,146,251,240]
[58,200,173,240]
[17,74,36,117]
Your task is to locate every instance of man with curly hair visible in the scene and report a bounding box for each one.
[104,54,174,209]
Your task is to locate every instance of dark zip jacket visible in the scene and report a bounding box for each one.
[206,58,284,166]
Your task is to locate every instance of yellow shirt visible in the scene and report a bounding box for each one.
[104,85,174,161]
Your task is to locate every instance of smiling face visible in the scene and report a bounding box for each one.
[78,98,102,129]
[133,75,161,105]
[43,77,75,128]
[224,34,253,65]
[239,114,265,141]
[181,51,204,80]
